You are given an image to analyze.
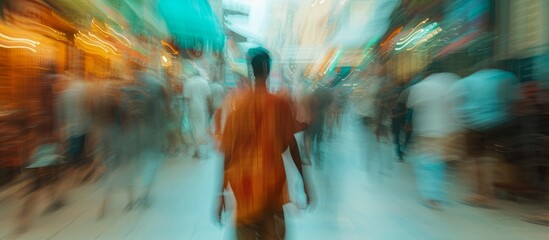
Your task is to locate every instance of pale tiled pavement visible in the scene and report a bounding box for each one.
[1,112,549,240]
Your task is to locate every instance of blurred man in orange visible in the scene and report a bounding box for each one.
[215,47,310,239]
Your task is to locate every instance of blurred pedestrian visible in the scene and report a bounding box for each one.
[94,70,146,218]
[209,79,225,115]
[215,47,311,240]
[453,61,520,208]
[396,75,422,160]
[135,69,170,207]
[184,66,212,159]
[327,86,347,139]
[55,71,93,181]
[387,80,407,161]
[407,60,462,210]
[357,63,387,175]
[304,87,333,170]
[17,64,65,233]
[291,79,312,165]
[371,73,399,175]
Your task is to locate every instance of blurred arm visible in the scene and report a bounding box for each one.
[289,135,303,179]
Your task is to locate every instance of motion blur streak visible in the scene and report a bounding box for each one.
[0,0,549,240]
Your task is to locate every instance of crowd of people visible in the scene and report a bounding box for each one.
[352,57,549,215]
[5,45,549,238]
[11,57,230,233]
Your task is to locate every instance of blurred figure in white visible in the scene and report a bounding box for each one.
[208,73,225,116]
[407,60,462,210]
[184,65,212,159]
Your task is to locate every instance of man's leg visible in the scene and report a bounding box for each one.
[259,211,286,240]
[414,156,447,208]
[463,130,495,207]
[17,170,41,232]
[314,132,323,169]
[362,117,372,128]
[47,135,87,212]
[363,117,378,174]
[403,129,412,152]
[97,154,116,219]
[44,166,68,214]
[391,118,403,161]
[326,111,334,139]
[335,110,342,129]
[235,223,258,240]
[303,132,312,165]
[139,151,165,207]
[413,137,448,208]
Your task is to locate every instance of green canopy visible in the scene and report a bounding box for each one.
[158,0,225,52]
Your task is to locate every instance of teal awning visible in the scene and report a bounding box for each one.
[158,0,225,52]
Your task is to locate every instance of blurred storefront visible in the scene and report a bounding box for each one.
[0,0,185,171]
[378,0,441,81]
[0,0,77,169]
[379,0,494,81]
[493,0,549,84]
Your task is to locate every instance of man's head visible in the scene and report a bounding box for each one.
[248,47,271,84]
[46,62,58,75]
[423,59,445,76]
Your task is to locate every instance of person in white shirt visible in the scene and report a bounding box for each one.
[184,67,212,159]
[407,60,462,210]
[209,79,225,115]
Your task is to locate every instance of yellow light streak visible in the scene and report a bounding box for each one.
[92,19,109,34]
[89,32,118,52]
[75,35,109,53]
[0,33,38,46]
[106,24,132,46]
[36,22,65,36]
[398,18,429,43]
[93,19,130,47]
[395,30,425,50]
[108,16,124,30]
[0,43,36,52]
[406,27,443,51]
[94,25,127,47]
[79,32,116,53]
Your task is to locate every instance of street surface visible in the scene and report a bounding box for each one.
[1,112,548,240]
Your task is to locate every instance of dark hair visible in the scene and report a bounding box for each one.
[424,59,444,75]
[248,47,271,79]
